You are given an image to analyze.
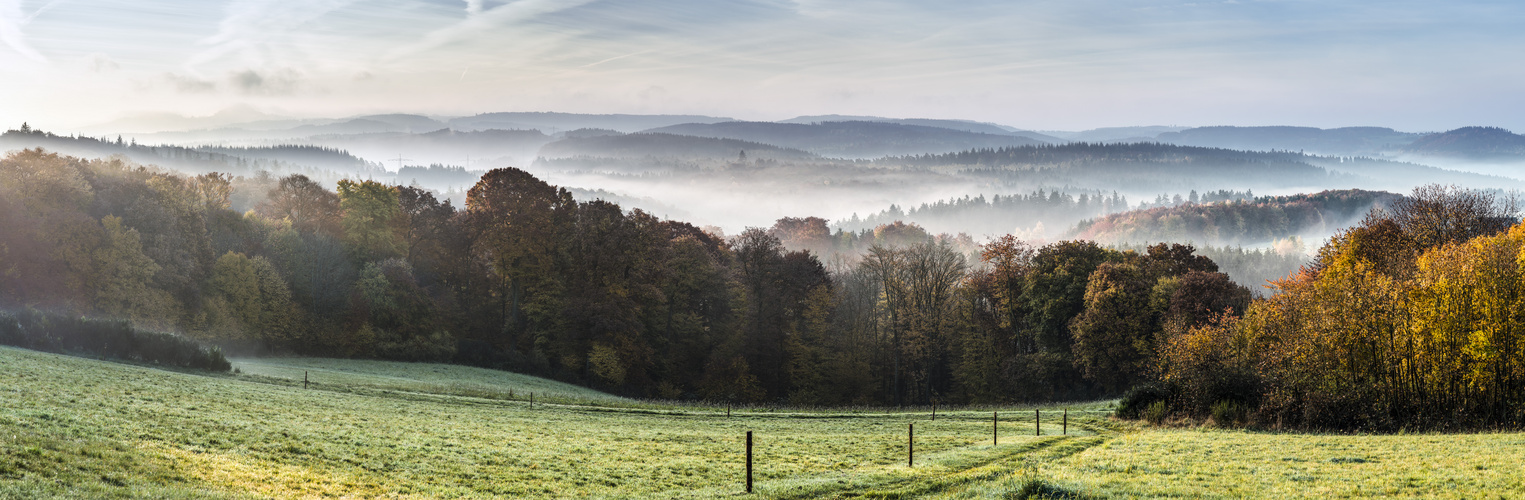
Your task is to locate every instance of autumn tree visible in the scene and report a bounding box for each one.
[258,174,341,235]
[203,251,295,349]
[337,179,404,261]
[466,167,573,354]
[1070,261,1155,393]
[92,216,176,327]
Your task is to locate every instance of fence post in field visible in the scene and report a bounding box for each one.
[1063,409,1068,435]
[993,411,998,445]
[1035,409,1040,436]
[530,392,534,408]
[908,423,914,467]
[728,402,732,418]
[304,371,308,389]
[746,431,753,493]
[932,401,937,421]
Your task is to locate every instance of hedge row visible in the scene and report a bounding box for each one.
[0,310,230,371]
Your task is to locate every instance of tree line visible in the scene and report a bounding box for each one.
[0,149,1257,405]
[1070,189,1399,247]
[1140,185,1525,430]
[835,190,1131,241]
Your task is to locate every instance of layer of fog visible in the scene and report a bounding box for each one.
[13,117,1525,248]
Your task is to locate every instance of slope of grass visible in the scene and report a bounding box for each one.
[1029,429,1525,499]
[232,357,623,402]
[8,345,1525,498]
[1,346,1107,499]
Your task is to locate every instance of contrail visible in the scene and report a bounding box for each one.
[387,0,598,61]
[0,0,46,62]
[25,0,67,23]
[579,50,651,69]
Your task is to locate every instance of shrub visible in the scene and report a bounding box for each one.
[1210,400,1248,427]
[1117,381,1178,419]
[1010,478,1091,499]
[0,309,229,371]
[1142,401,1169,424]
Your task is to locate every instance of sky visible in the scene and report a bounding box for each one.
[1,0,1523,133]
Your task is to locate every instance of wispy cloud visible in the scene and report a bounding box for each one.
[186,0,360,72]
[0,0,46,62]
[228,68,300,94]
[4,0,1525,131]
[165,72,217,93]
[386,0,599,61]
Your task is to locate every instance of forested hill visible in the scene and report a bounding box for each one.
[883,142,1346,192]
[1402,126,1525,158]
[836,189,1131,238]
[0,127,384,178]
[643,121,1044,158]
[537,132,818,160]
[888,141,1324,167]
[1068,189,1401,246]
[778,115,1064,143]
[1153,126,1420,156]
[193,145,371,171]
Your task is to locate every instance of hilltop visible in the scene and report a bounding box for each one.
[1403,126,1525,158]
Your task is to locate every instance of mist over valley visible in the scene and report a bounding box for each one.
[6,1,1525,496]
[9,115,1523,244]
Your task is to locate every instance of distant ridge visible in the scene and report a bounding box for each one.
[644,120,1044,158]
[1153,126,1421,156]
[449,112,734,134]
[1403,127,1525,158]
[778,115,1062,143]
[537,132,817,160]
[1040,126,1186,143]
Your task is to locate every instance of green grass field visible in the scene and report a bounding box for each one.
[2,346,1523,499]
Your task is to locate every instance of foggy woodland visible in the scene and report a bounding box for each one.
[7,115,1525,428]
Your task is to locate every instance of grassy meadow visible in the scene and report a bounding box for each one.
[2,345,1523,499]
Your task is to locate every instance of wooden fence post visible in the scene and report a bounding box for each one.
[746,431,753,493]
[530,392,534,408]
[993,411,998,445]
[908,423,914,467]
[304,371,308,389]
[1063,409,1068,435]
[1035,409,1040,436]
[932,401,937,421]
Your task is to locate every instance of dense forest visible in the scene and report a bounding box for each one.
[888,142,1321,168]
[1152,126,1420,157]
[836,190,1131,238]
[0,148,1252,405]
[1167,245,1310,297]
[1069,189,1400,246]
[11,146,1525,428]
[882,143,1351,193]
[1136,186,1525,430]
[0,126,386,180]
